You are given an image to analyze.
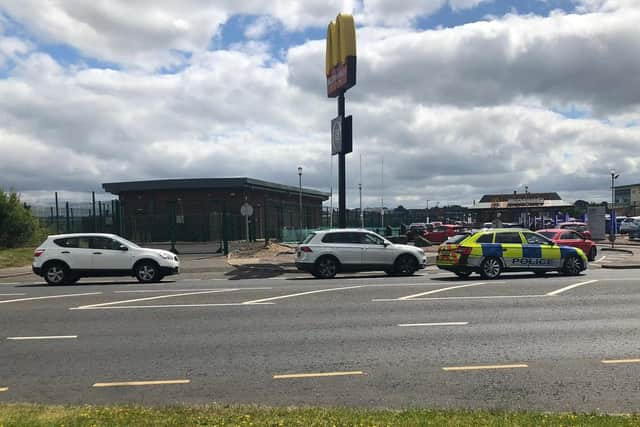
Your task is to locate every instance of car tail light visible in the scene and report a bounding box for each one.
[455,246,472,256]
[299,246,313,253]
[34,249,45,257]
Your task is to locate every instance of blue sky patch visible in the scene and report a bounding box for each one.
[416,0,578,30]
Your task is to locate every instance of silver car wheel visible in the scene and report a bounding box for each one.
[46,266,64,284]
[138,265,156,281]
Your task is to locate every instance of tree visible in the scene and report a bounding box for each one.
[0,189,45,248]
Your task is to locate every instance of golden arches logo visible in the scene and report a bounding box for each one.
[325,13,356,98]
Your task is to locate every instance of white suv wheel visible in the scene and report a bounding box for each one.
[44,263,67,285]
[136,263,159,283]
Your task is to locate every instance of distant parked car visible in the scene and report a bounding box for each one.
[406,222,431,241]
[32,233,180,285]
[538,229,597,261]
[423,224,467,244]
[620,217,640,234]
[629,228,640,241]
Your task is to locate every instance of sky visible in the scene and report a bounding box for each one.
[0,0,639,208]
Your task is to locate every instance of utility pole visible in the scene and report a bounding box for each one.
[359,153,363,228]
[338,92,346,228]
[426,200,430,223]
[610,170,619,248]
[298,166,303,233]
[380,157,384,228]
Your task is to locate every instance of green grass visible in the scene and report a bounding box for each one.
[0,247,35,268]
[0,404,638,426]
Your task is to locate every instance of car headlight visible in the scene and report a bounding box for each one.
[159,252,173,260]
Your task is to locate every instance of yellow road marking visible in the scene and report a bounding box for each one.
[92,379,190,387]
[602,359,640,364]
[273,371,364,379]
[0,387,7,392]
[442,364,528,371]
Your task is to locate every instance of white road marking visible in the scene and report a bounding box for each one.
[443,364,528,371]
[93,379,190,387]
[114,287,271,293]
[0,387,7,392]
[77,303,274,309]
[546,280,599,296]
[0,292,101,305]
[0,293,25,296]
[273,371,364,379]
[602,358,640,364]
[396,282,487,300]
[7,335,77,340]
[71,289,241,310]
[595,255,606,262]
[398,322,468,327]
[241,285,367,305]
[374,295,546,302]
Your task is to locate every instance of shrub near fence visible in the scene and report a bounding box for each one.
[0,190,46,248]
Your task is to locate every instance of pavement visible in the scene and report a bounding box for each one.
[1,268,640,413]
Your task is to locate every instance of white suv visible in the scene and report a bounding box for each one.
[295,229,426,279]
[32,233,180,285]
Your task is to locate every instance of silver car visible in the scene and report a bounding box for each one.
[295,229,426,279]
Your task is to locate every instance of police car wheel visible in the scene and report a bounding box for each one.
[563,255,583,276]
[480,257,502,280]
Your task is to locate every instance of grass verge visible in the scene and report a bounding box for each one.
[0,247,34,269]
[0,404,638,426]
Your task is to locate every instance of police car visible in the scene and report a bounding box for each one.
[436,228,588,279]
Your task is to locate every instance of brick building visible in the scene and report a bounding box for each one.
[102,178,329,242]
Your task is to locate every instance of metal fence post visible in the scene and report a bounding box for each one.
[222,203,229,255]
[65,202,70,233]
[92,192,96,232]
[54,192,60,234]
[98,201,103,232]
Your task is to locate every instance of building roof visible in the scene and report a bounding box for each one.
[102,177,329,200]
[479,192,562,202]
[614,183,640,190]
[472,192,571,210]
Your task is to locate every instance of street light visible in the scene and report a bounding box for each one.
[610,169,619,247]
[298,166,303,238]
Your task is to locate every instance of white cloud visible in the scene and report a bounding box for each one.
[244,16,279,39]
[290,8,640,116]
[357,0,493,27]
[0,0,355,70]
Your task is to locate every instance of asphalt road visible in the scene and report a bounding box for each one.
[1,267,640,413]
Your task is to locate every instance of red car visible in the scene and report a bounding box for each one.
[423,224,467,244]
[538,228,597,261]
[557,222,592,240]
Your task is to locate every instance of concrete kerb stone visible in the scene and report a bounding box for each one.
[601,264,640,269]
[601,247,634,255]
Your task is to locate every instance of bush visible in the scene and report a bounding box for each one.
[0,189,46,248]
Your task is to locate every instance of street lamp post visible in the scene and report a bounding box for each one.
[610,169,619,248]
[426,200,430,223]
[358,183,363,228]
[298,167,303,238]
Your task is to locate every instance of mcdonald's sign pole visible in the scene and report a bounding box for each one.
[326,13,356,228]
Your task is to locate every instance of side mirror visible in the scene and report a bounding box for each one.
[119,245,128,251]
[383,242,390,247]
